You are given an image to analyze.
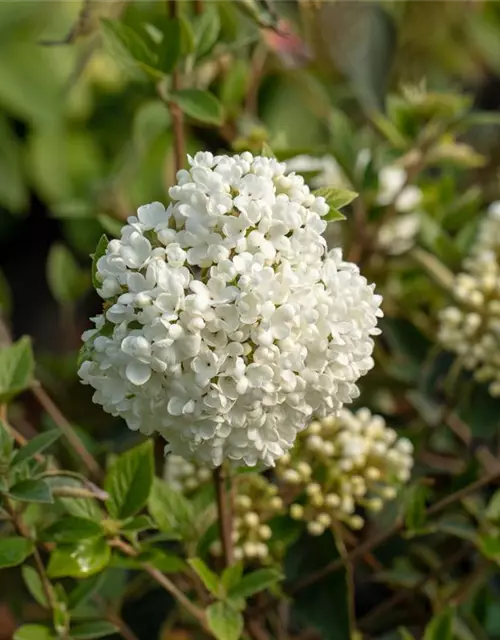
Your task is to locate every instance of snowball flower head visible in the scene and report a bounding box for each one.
[79,152,382,467]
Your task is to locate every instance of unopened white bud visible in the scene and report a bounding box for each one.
[307,521,325,536]
[259,524,272,540]
[244,512,260,528]
[290,503,304,520]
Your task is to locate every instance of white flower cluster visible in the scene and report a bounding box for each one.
[438,202,500,396]
[79,152,382,468]
[276,408,414,535]
[285,155,423,255]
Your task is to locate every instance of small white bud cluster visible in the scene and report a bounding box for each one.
[276,408,414,535]
[438,203,500,396]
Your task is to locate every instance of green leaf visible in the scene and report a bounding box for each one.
[398,629,415,640]
[120,514,154,533]
[40,517,103,544]
[70,621,119,639]
[100,19,155,77]
[221,562,244,592]
[228,568,282,600]
[486,490,500,522]
[68,574,105,610]
[260,142,275,158]
[206,602,244,640]
[46,243,89,305]
[194,5,220,58]
[11,429,60,468]
[423,608,453,640]
[0,418,13,461]
[0,336,34,403]
[158,17,182,73]
[129,548,186,573]
[171,89,224,126]
[13,625,53,640]
[179,15,196,56]
[313,187,357,210]
[404,484,429,531]
[478,535,500,560]
[22,565,48,608]
[188,558,221,596]
[105,439,154,520]
[97,215,122,239]
[47,538,111,579]
[7,479,53,504]
[91,234,108,290]
[148,477,194,538]
[0,536,34,568]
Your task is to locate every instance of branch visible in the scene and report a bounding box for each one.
[214,464,234,567]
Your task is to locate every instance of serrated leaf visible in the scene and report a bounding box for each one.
[91,234,108,290]
[194,5,220,58]
[148,477,195,538]
[206,601,243,640]
[313,187,357,210]
[221,562,243,592]
[47,538,110,579]
[227,568,282,600]
[188,558,221,596]
[105,439,154,520]
[11,430,60,468]
[22,565,48,608]
[46,243,89,305]
[0,536,34,568]
[7,479,53,504]
[70,621,119,639]
[13,625,54,640]
[158,17,182,73]
[0,336,34,403]
[40,516,103,543]
[423,608,453,640]
[172,89,223,126]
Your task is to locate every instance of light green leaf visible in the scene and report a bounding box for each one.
[478,535,500,560]
[7,479,53,504]
[70,621,119,639]
[100,19,155,78]
[40,517,103,544]
[188,558,221,596]
[148,476,195,538]
[97,215,122,239]
[133,100,170,152]
[423,608,453,640]
[227,568,282,600]
[158,17,182,73]
[91,235,109,290]
[179,15,196,56]
[127,548,186,573]
[0,418,13,460]
[0,536,34,568]
[47,538,111,579]
[206,602,244,640]
[260,142,275,158]
[11,430,60,468]
[13,625,54,640]
[313,187,357,210]
[221,562,244,592]
[105,440,154,520]
[120,515,155,533]
[486,490,500,522]
[46,243,89,305]
[22,565,48,608]
[194,5,220,58]
[0,336,34,403]
[172,89,224,126]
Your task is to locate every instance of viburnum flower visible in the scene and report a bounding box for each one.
[79,152,382,467]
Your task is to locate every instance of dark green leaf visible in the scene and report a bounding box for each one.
[487,490,500,522]
[120,515,155,533]
[206,602,243,640]
[91,235,108,290]
[403,484,429,531]
[40,516,103,543]
[0,418,13,460]
[46,244,89,305]
[194,5,220,58]
[105,439,154,520]
[70,621,119,639]
[0,336,34,403]
[158,18,182,73]
[133,548,186,573]
[0,536,34,568]
[22,565,49,608]
[188,558,221,596]
[11,429,60,468]
[179,15,196,55]
[7,479,53,504]
[423,608,453,640]
[13,625,53,640]
[221,562,243,592]
[68,574,105,610]
[478,535,500,560]
[172,89,224,126]
[228,568,282,600]
[47,538,110,579]
[148,477,194,538]
[313,187,357,210]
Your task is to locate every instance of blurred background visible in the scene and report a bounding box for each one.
[4,1,500,637]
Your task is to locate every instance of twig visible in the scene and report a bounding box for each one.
[332,520,356,636]
[445,411,500,475]
[31,382,103,481]
[214,464,234,567]
[194,0,203,15]
[168,0,185,175]
[104,610,140,640]
[110,538,209,631]
[289,465,500,594]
